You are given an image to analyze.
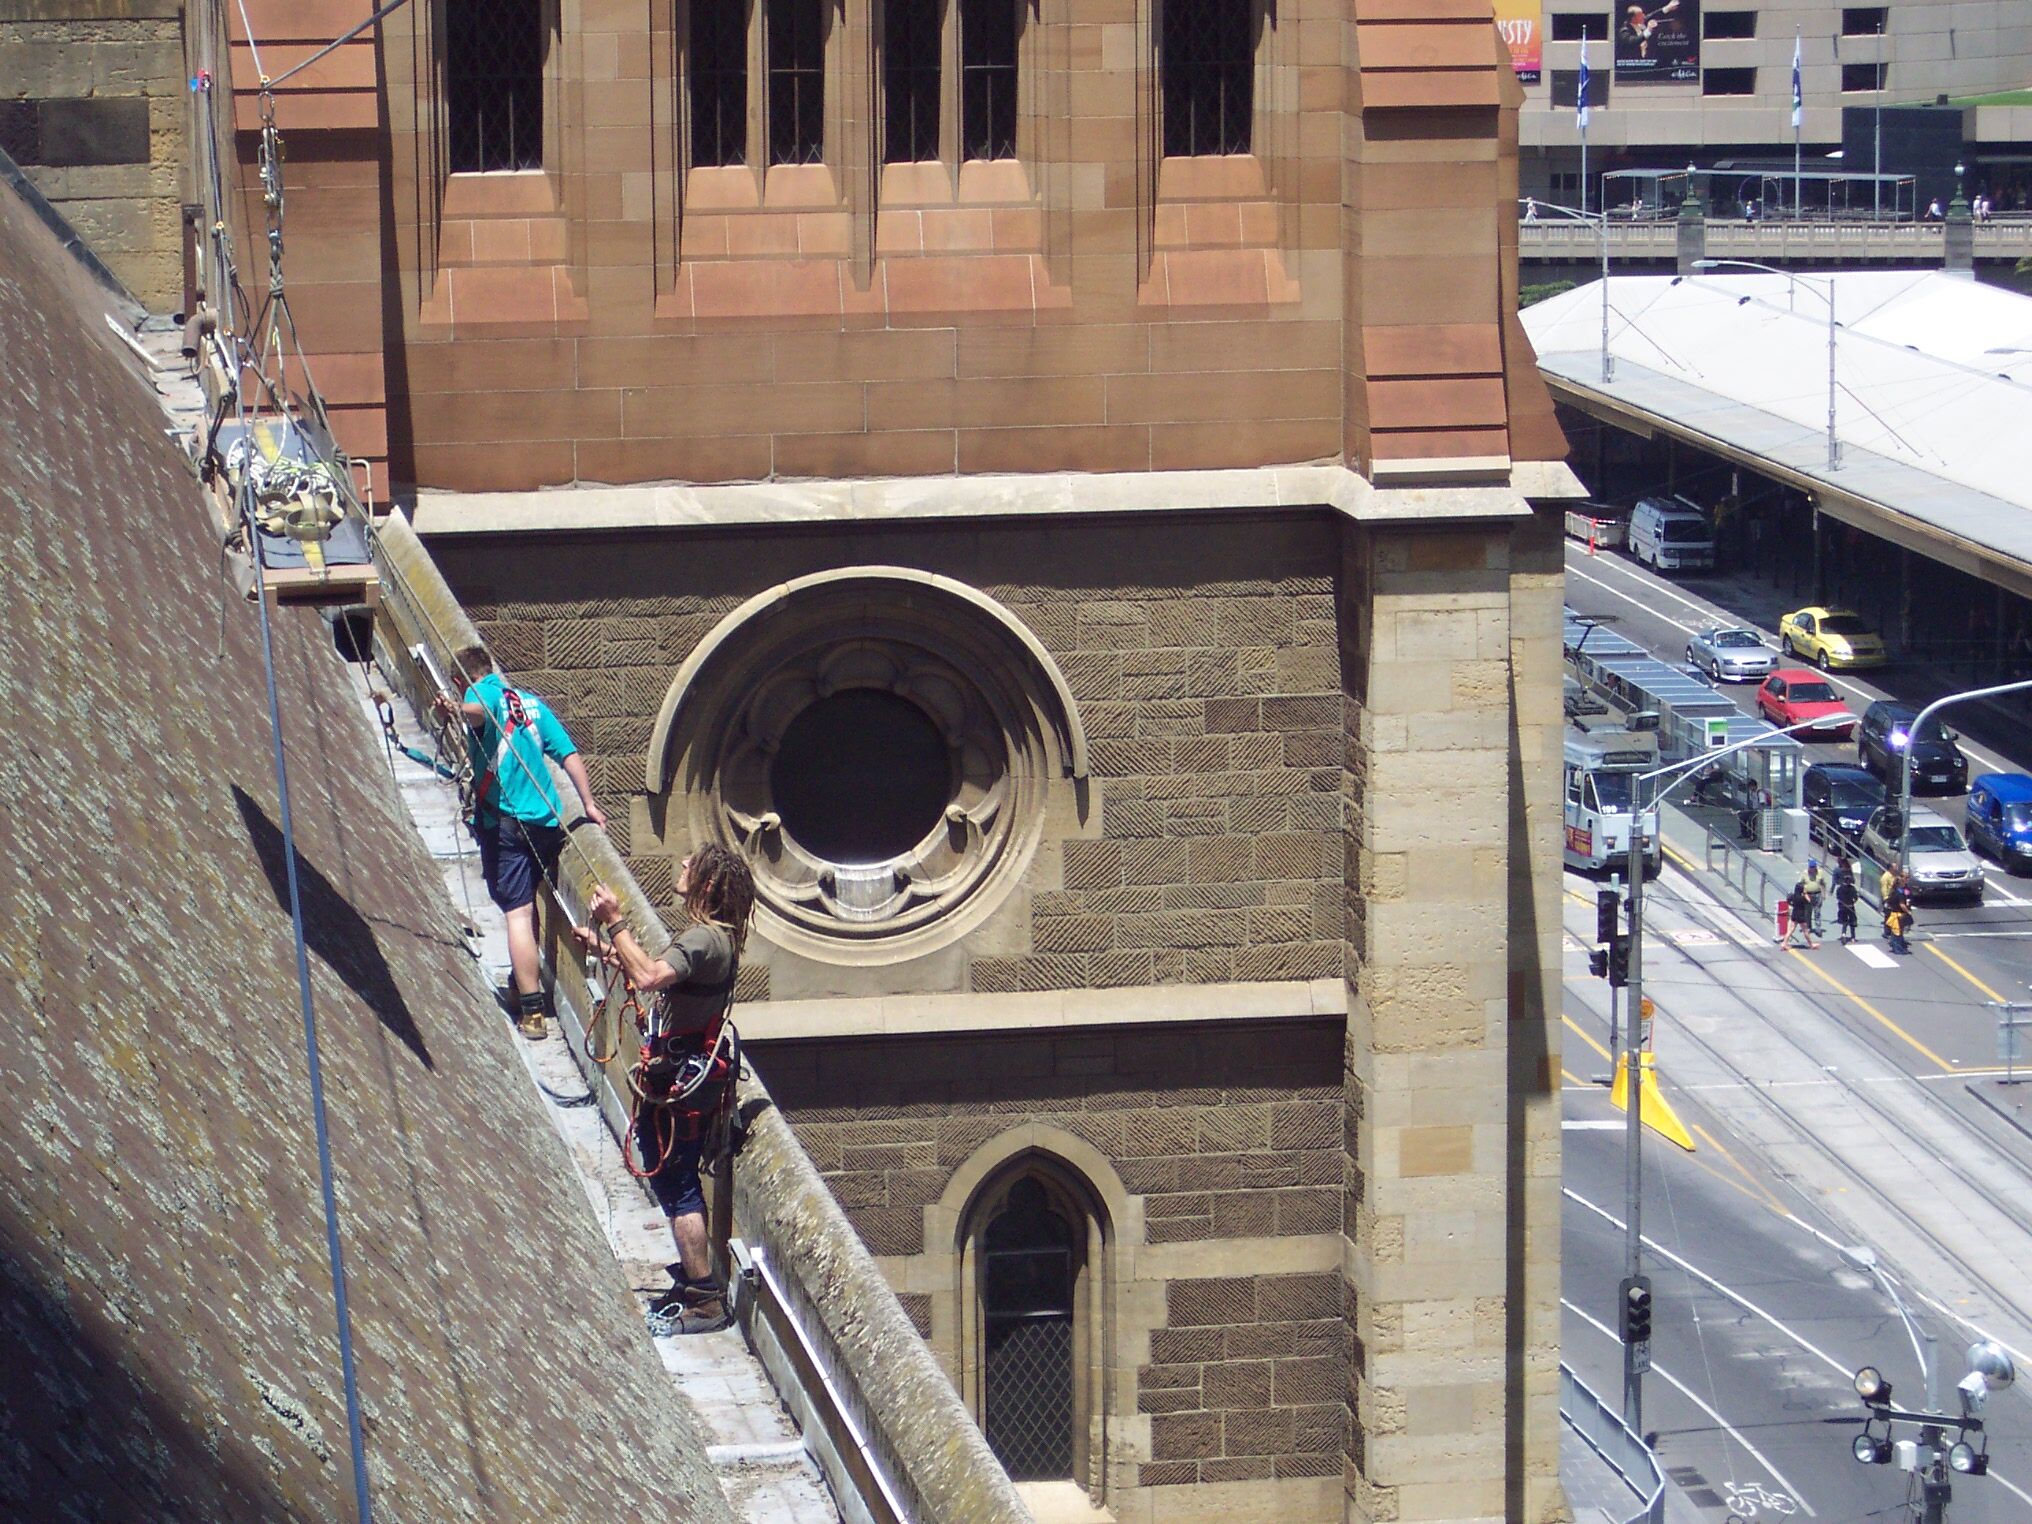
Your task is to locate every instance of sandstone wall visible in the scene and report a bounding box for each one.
[0,0,187,309]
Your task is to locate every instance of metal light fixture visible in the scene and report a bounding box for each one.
[1854,1365,1893,1405]
[1949,1441,1988,1475]
[1853,1431,1893,1465]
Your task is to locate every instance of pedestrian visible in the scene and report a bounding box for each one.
[1834,858,1859,944]
[434,639,605,1039]
[1801,856,1830,935]
[573,845,756,1337]
[1884,897,1914,955]
[1879,860,1901,911]
[1784,879,1819,949]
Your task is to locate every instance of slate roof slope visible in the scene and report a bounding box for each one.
[0,186,733,1520]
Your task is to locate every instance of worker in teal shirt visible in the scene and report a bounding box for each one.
[433,638,604,1038]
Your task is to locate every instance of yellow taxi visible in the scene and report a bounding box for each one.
[1777,606,1888,671]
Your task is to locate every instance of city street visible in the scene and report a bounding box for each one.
[1561,538,2032,1521]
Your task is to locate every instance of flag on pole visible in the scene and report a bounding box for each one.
[1577,31,1591,130]
[1791,34,1803,129]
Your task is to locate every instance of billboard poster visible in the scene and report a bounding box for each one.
[1615,0,1698,82]
[1494,0,1541,84]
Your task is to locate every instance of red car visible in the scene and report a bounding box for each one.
[1756,670,1855,740]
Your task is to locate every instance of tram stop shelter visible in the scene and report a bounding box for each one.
[1524,270,2032,632]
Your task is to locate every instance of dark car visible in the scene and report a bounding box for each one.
[1802,762,1886,849]
[1856,701,1969,794]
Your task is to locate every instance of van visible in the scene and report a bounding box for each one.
[1627,496,1715,573]
[1966,773,2032,873]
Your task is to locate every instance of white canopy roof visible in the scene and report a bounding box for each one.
[1522,270,2032,580]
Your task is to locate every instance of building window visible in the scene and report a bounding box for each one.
[1161,0,1253,158]
[770,689,953,863]
[1549,68,1610,109]
[1841,61,1887,93]
[1701,67,1756,96]
[767,0,826,165]
[1841,7,1887,37]
[960,0,1018,161]
[1548,12,1609,43]
[1702,10,1755,39]
[446,0,544,173]
[884,0,942,163]
[689,0,748,168]
[982,1177,1078,1479]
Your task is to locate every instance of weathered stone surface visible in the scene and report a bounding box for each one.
[0,191,732,1521]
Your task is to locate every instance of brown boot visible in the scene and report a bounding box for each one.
[515,990,548,1040]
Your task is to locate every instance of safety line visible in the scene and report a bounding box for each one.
[268,0,420,88]
[244,478,374,1524]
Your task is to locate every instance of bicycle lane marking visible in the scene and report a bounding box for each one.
[1562,1297,1818,1517]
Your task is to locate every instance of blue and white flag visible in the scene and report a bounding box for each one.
[1577,31,1591,131]
[1790,34,1803,129]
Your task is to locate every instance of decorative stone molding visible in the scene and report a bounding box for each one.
[647,567,1087,964]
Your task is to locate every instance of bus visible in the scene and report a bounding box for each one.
[1564,725,1662,874]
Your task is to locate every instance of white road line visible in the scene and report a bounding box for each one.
[1561,1297,1819,1516]
[1845,942,1898,970]
[1563,1120,1625,1130]
[1925,929,2032,940]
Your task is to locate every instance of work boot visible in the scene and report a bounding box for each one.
[516,989,548,1041]
[647,1289,728,1337]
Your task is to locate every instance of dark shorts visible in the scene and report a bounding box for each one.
[634,1109,706,1219]
[476,817,562,912]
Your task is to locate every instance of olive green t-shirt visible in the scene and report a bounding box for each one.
[655,922,737,1036]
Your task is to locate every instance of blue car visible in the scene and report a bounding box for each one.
[1966,773,2032,874]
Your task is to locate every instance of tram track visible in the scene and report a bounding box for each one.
[1576,867,2032,1345]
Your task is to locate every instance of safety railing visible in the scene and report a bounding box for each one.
[368,511,1033,1524]
[1560,1363,1666,1524]
[1702,822,1792,931]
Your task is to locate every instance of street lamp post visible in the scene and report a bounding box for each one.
[1692,258,1839,472]
[1523,198,1613,383]
[1895,678,2032,874]
[1608,714,1846,1432]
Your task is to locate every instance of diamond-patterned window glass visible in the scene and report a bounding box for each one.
[960,0,1016,161]
[767,0,826,165]
[982,1178,1076,1481]
[884,0,941,163]
[689,0,748,167]
[1161,0,1253,157]
[447,0,545,173]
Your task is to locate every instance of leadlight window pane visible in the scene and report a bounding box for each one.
[1161,0,1252,158]
[768,0,826,165]
[690,0,748,167]
[960,0,1017,161]
[447,0,544,173]
[982,1179,1076,1481]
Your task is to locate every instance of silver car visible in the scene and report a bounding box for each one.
[1686,625,1776,683]
[1861,805,1986,903]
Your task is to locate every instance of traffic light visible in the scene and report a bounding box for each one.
[1596,888,1621,946]
[1588,947,1610,979]
[1608,935,1630,989]
[1619,1275,1652,1346]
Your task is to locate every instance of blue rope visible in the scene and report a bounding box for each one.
[245,480,375,1523]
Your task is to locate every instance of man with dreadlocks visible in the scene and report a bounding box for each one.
[574,844,756,1336]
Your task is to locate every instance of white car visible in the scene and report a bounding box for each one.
[1685,625,1776,683]
[1861,805,1985,903]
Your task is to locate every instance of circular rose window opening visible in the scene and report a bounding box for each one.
[768,688,954,865]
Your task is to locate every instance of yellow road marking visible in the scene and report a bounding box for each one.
[1924,943,2009,1003]
[1692,1123,1790,1216]
[1662,841,1699,872]
[1562,1068,1591,1088]
[1783,950,1956,1071]
[1563,1013,1615,1064]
